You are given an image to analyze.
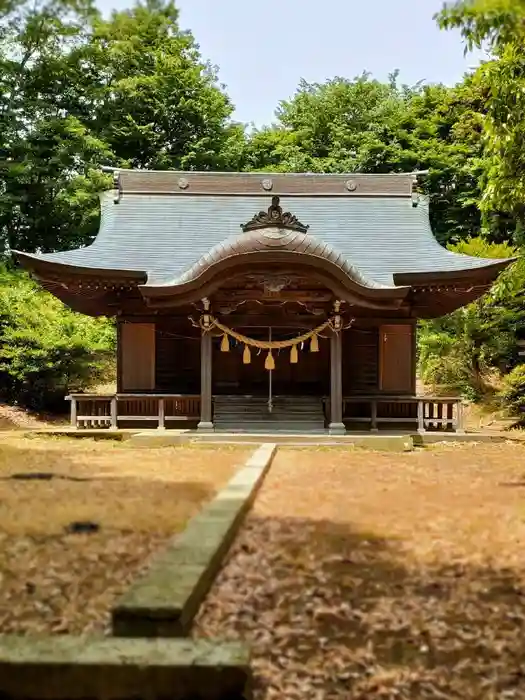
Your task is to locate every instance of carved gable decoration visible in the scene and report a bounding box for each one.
[241,196,309,234]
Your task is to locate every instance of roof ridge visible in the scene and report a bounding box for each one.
[106,168,419,177]
[115,170,416,198]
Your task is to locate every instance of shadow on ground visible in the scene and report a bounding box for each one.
[198,515,525,699]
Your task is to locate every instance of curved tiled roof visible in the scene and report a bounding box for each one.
[169,228,392,290]
[14,171,513,298]
[136,225,410,303]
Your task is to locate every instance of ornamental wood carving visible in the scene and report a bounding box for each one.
[241,196,309,233]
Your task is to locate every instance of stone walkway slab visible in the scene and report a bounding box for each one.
[112,443,277,638]
[0,635,250,699]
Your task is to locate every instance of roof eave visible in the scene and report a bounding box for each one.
[14,251,147,283]
[393,258,515,287]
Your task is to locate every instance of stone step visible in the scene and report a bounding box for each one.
[214,398,321,404]
[215,404,323,415]
[214,422,325,432]
[215,406,324,419]
[214,427,326,434]
[213,395,325,434]
[216,416,323,422]
[214,416,324,421]
[215,409,324,417]
[214,397,321,401]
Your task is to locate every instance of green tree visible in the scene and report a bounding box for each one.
[437,0,525,232]
[418,237,524,399]
[0,0,112,254]
[242,73,498,245]
[79,0,239,171]
[0,266,115,409]
[0,0,241,255]
[243,73,414,174]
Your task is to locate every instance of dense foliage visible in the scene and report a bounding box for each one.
[0,0,240,255]
[0,268,114,409]
[499,364,525,422]
[437,0,525,225]
[241,74,494,246]
[417,239,523,400]
[0,0,524,417]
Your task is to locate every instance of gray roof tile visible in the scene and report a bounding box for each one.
[23,189,506,287]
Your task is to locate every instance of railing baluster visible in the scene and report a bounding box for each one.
[447,402,453,431]
[371,400,378,432]
[110,397,118,430]
[158,398,165,430]
[456,400,465,433]
[70,397,77,429]
[417,399,425,433]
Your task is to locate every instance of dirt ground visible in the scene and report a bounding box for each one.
[195,442,525,700]
[0,437,247,635]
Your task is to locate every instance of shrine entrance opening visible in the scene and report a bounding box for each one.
[212,327,330,397]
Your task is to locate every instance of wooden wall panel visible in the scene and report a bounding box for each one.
[379,324,414,394]
[342,327,379,394]
[155,324,200,393]
[120,322,156,391]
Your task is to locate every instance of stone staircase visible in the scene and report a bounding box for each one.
[213,395,326,433]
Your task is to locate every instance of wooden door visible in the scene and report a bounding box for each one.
[379,324,414,394]
[119,322,156,391]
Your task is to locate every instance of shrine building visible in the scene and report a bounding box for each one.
[15,170,511,434]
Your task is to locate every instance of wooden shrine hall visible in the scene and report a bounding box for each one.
[15,170,511,434]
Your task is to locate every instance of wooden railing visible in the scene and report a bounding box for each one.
[68,393,464,432]
[66,394,201,429]
[325,395,465,433]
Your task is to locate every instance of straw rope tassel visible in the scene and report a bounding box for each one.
[290,344,299,364]
[310,333,319,352]
[243,344,251,364]
[265,351,275,371]
[220,333,230,352]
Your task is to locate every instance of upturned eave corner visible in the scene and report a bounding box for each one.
[393,257,516,287]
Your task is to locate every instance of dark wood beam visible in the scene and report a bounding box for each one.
[213,290,334,302]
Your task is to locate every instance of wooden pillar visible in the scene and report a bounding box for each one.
[197,330,214,432]
[329,330,345,435]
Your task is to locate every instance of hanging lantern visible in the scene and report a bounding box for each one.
[290,344,299,364]
[220,333,230,352]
